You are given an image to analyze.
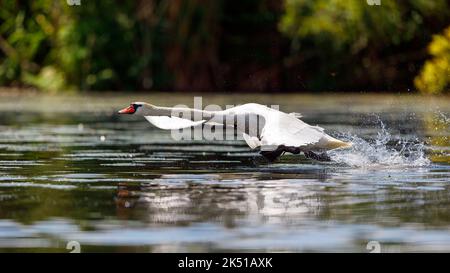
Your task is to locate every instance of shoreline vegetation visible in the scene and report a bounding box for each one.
[1,87,450,99]
[0,1,449,94]
[0,87,448,112]
[0,86,450,98]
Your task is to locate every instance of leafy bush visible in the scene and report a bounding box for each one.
[1,0,450,92]
[415,26,450,94]
[279,0,450,91]
[0,1,70,91]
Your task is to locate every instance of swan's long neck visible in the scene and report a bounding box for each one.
[141,104,216,120]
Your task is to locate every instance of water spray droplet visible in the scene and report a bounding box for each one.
[329,118,430,168]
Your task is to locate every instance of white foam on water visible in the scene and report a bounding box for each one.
[329,119,430,168]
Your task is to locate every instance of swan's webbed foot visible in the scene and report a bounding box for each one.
[261,146,331,162]
[284,146,301,154]
[260,145,301,162]
[304,151,331,162]
[260,146,285,162]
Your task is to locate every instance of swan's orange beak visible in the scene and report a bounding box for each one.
[118,105,135,114]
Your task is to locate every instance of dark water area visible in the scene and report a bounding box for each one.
[0,93,448,252]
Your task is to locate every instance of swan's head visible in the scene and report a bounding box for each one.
[118,102,145,115]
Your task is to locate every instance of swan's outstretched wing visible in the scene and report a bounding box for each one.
[144,116,206,130]
[289,112,303,119]
[242,133,261,149]
[259,112,325,149]
[143,104,259,131]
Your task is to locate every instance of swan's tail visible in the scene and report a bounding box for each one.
[326,139,353,150]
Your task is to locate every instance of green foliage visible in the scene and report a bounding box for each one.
[279,0,450,91]
[0,0,282,92]
[0,1,68,91]
[0,0,171,91]
[415,26,450,94]
[281,0,448,48]
[0,0,450,92]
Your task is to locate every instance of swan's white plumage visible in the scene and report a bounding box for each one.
[142,103,351,152]
[289,112,303,118]
[144,116,206,130]
[221,104,335,151]
[242,133,261,149]
[260,111,324,148]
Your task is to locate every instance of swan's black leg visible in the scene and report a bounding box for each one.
[284,146,301,154]
[260,145,285,162]
[304,151,331,161]
[260,145,302,162]
[261,147,332,162]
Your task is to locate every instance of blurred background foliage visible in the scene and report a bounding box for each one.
[0,0,449,93]
[415,26,450,94]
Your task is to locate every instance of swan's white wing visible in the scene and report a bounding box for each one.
[242,133,261,149]
[289,112,303,119]
[260,112,325,148]
[144,116,206,130]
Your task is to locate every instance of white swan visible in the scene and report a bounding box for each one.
[118,102,352,161]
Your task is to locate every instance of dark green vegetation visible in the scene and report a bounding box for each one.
[0,0,449,93]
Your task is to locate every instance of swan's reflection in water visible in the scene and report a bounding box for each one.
[114,163,450,228]
[105,165,450,252]
[114,171,334,228]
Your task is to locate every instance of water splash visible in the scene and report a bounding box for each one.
[329,119,430,168]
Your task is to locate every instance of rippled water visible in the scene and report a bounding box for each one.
[0,93,448,252]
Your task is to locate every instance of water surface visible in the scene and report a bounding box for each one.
[0,93,448,252]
